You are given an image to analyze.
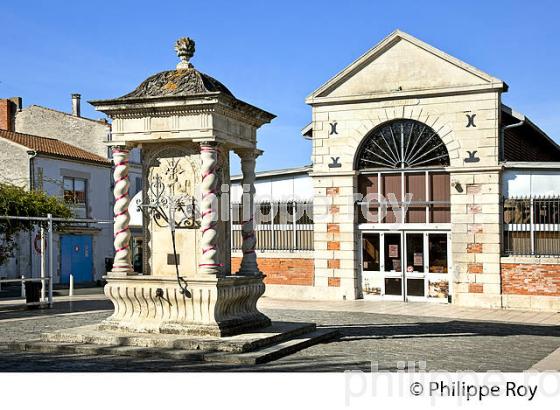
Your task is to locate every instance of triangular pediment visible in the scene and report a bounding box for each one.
[307,30,505,103]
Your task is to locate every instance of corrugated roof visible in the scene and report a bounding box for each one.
[0,129,110,165]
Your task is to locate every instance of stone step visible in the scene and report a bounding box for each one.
[203,328,340,365]
[40,321,316,353]
[9,340,205,361]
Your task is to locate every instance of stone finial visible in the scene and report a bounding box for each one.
[175,37,195,69]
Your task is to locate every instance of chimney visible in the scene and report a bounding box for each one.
[71,93,81,117]
[0,97,20,131]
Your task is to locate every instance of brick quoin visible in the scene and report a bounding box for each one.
[469,283,484,293]
[327,241,340,250]
[327,259,340,269]
[231,257,314,286]
[467,263,483,274]
[466,243,483,253]
[329,205,339,214]
[326,187,340,196]
[328,277,341,287]
[501,263,560,296]
[466,184,481,195]
[468,205,482,214]
[327,223,340,233]
[468,224,484,234]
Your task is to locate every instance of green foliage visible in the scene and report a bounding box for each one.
[0,183,72,265]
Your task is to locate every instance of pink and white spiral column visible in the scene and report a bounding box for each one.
[111,146,133,273]
[238,150,260,276]
[199,142,221,275]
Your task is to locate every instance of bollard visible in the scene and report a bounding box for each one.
[21,275,26,298]
[69,274,74,297]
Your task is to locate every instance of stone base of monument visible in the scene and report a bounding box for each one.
[10,321,338,365]
[100,274,271,337]
[7,273,340,365]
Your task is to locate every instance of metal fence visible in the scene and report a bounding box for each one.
[0,214,112,306]
[502,196,560,256]
[231,201,314,251]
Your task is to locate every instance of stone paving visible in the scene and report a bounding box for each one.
[1,297,560,372]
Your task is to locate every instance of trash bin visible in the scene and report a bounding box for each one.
[25,281,42,306]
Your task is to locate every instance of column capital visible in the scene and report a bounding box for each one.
[235,148,262,160]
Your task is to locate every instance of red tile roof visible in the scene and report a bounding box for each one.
[0,129,110,165]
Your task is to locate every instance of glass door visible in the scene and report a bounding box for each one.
[404,232,426,300]
[383,233,403,298]
[360,230,451,302]
[426,232,450,301]
[361,233,382,296]
[361,231,404,300]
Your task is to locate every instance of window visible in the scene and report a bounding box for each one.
[503,196,560,256]
[355,119,450,170]
[358,171,450,224]
[63,177,87,206]
[356,119,450,224]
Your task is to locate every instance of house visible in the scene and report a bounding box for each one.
[0,97,118,284]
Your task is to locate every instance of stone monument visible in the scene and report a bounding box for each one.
[90,37,275,337]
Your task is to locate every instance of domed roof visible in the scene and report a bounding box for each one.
[120,68,234,99]
[119,37,234,100]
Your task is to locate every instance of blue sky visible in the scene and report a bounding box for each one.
[1,0,559,173]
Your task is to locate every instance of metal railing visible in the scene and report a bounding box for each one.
[502,196,560,256]
[231,201,314,252]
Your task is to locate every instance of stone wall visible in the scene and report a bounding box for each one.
[0,138,30,188]
[15,105,110,158]
[451,170,502,308]
[308,91,502,303]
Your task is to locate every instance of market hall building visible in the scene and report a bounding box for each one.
[227,30,560,312]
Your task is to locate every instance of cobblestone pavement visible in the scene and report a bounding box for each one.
[0,299,559,372]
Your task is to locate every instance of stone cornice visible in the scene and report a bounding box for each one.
[90,94,275,128]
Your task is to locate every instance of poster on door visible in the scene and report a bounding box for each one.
[388,244,399,258]
[413,252,423,266]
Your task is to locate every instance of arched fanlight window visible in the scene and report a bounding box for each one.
[355,119,450,170]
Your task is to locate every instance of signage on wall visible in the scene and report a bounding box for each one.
[329,121,338,135]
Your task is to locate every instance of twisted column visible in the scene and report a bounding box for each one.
[238,149,260,276]
[199,142,221,275]
[111,146,133,273]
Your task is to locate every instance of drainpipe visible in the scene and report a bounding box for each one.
[498,119,524,309]
[27,150,37,282]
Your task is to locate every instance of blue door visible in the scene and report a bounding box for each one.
[60,235,93,284]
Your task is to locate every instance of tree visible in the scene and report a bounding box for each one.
[0,183,72,265]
